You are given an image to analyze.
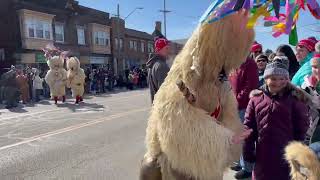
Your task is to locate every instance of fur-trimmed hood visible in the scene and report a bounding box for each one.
[249,83,314,107]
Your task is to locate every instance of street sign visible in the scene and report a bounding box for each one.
[35,53,47,63]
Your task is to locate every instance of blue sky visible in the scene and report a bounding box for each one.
[78,0,319,50]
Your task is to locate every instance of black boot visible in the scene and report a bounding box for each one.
[230,164,242,171]
[234,170,252,179]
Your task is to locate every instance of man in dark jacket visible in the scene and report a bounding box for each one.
[147,38,170,103]
[229,56,259,179]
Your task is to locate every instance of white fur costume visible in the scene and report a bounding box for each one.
[142,11,254,180]
[45,56,67,103]
[66,57,85,103]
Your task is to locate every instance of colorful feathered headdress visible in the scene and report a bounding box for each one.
[200,0,320,45]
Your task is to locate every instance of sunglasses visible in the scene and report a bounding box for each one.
[257,59,267,63]
[254,50,262,54]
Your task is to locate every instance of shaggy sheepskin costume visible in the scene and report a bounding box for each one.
[285,142,320,180]
[141,10,255,180]
[45,56,67,104]
[66,57,86,104]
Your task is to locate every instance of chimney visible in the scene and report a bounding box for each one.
[155,21,162,33]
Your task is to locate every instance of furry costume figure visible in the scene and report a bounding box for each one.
[141,9,254,180]
[45,55,67,104]
[285,142,320,180]
[66,57,85,104]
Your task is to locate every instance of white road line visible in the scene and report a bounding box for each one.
[0,93,146,121]
[0,107,150,151]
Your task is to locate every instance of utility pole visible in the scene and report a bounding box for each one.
[159,0,170,37]
[116,4,120,75]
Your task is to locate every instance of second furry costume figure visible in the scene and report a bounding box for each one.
[66,57,86,104]
[140,8,254,180]
[43,44,68,104]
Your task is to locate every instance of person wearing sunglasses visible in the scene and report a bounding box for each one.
[255,54,268,87]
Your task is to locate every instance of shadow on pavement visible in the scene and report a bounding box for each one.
[56,102,105,113]
[7,106,28,113]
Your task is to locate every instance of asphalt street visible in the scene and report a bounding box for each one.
[0,89,242,180]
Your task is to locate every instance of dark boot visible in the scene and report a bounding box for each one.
[139,157,162,180]
[62,96,66,103]
[80,96,83,102]
[230,164,242,171]
[234,170,252,179]
[54,96,58,104]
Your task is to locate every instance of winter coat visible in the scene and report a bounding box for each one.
[301,76,320,144]
[292,53,313,87]
[243,85,309,180]
[33,75,43,90]
[229,57,259,110]
[147,53,170,103]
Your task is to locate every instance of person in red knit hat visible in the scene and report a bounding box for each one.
[296,37,318,63]
[292,37,318,86]
[146,37,171,103]
[251,41,263,59]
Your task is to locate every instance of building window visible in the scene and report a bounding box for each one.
[25,18,52,40]
[129,40,134,49]
[148,42,154,53]
[77,27,85,45]
[114,38,118,49]
[0,49,4,61]
[55,24,64,42]
[120,38,124,51]
[134,41,138,52]
[141,42,145,53]
[94,31,109,46]
[35,21,44,38]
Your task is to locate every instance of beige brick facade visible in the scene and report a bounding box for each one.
[88,23,111,55]
[18,9,55,50]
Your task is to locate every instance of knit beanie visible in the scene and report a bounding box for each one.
[154,38,170,53]
[297,37,318,52]
[263,55,289,79]
[251,41,263,52]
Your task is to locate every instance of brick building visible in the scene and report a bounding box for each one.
[0,0,112,73]
[124,28,153,70]
[110,17,153,75]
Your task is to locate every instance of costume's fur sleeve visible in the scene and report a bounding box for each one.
[146,88,238,179]
[285,141,320,180]
[45,70,54,87]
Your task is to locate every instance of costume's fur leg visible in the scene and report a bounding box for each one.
[285,142,320,180]
[145,110,162,159]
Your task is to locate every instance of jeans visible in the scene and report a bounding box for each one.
[239,109,246,123]
[35,89,42,102]
[309,142,320,158]
[239,109,255,172]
